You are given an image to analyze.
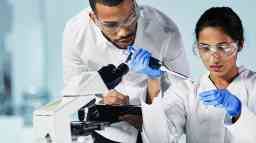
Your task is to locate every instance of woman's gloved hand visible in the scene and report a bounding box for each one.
[127,46,163,79]
[199,89,242,117]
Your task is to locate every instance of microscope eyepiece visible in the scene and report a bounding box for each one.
[115,63,129,77]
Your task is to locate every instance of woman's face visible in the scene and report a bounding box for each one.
[197,27,239,80]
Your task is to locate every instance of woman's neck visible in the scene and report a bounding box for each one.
[209,67,239,89]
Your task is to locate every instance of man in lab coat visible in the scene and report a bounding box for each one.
[62,0,190,142]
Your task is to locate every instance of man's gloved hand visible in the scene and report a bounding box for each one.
[98,64,122,89]
[199,89,241,117]
[127,46,163,79]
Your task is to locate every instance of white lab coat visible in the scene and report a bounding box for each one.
[141,66,256,143]
[62,5,190,143]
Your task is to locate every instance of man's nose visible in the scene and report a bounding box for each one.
[116,27,130,38]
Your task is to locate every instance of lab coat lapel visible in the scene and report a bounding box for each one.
[195,72,226,140]
[133,12,150,48]
[133,12,162,60]
[82,23,113,66]
[86,21,126,67]
[226,66,248,105]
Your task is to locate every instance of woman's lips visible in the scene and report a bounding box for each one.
[210,65,223,72]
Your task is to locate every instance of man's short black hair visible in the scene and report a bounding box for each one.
[89,0,124,12]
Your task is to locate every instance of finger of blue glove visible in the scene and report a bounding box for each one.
[136,49,150,65]
[128,48,151,73]
[128,48,139,68]
[219,89,236,108]
[199,90,218,98]
[199,90,225,107]
[200,90,225,104]
[142,52,150,66]
[136,49,150,61]
[224,95,241,117]
[127,47,163,78]
[199,90,218,102]
[128,45,135,54]
[136,52,150,72]
[132,49,150,67]
[201,95,225,105]
[201,99,222,106]
[147,68,164,79]
[199,93,221,101]
[131,48,144,65]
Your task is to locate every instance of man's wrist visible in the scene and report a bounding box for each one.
[146,79,161,104]
[148,75,161,80]
[147,70,163,80]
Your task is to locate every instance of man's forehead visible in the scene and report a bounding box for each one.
[95,0,133,20]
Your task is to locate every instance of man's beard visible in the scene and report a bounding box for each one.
[114,32,136,49]
[102,30,136,49]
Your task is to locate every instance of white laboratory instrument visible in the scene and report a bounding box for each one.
[33,72,109,143]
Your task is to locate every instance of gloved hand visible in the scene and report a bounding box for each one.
[127,46,163,79]
[98,64,122,89]
[199,89,241,117]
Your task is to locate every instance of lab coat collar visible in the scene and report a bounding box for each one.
[133,8,149,47]
[198,72,217,94]
[92,22,115,50]
[198,66,247,94]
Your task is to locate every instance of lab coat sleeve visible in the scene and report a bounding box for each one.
[161,27,190,78]
[141,84,186,143]
[63,21,84,86]
[225,105,256,143]
[225,70,256,143]
[114,81,147,105]
[62,22,107,95]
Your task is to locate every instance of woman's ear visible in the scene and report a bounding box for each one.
[238,41,244,52]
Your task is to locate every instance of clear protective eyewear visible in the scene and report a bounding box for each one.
[95,2,140,34]
[193,41,239,57]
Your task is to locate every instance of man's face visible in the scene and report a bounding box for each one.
[91,0,137,49]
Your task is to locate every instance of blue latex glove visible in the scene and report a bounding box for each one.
[199,89,241,117]
[127,46,163,79]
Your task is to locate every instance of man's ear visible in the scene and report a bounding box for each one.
[89,12,96,24]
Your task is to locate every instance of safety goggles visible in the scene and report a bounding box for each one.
[95,3,140,35]
[193,41,239,57]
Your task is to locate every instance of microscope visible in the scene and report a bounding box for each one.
[33,63,138,143]
[33,49,182,143]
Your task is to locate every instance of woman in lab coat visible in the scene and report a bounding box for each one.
[139,7,256,143]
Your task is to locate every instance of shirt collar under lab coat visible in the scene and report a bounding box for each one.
[197,66,247,95]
